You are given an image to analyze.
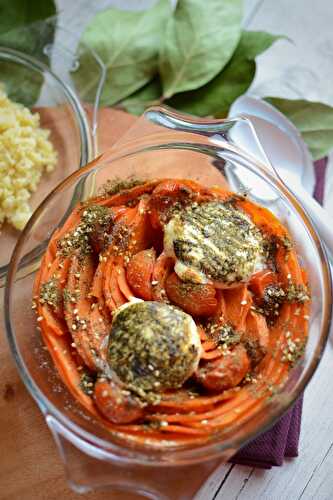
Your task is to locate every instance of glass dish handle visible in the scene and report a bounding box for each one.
[46,414,228,499]
[144,105,273,171]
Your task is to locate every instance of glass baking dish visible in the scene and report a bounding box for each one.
[5,107,332,499]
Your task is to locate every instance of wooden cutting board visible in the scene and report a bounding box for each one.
[0,108,227,500]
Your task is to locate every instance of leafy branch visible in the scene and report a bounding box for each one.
[72,0,333,160]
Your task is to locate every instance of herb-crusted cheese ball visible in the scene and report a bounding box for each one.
[164,201,264,285]
[107,301,201,399]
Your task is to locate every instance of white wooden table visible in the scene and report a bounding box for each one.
[55,1,333,498]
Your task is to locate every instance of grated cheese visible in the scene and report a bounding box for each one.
[0,84,57,230]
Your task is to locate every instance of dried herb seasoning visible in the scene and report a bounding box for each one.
[80,371,97,395]
[39,278,61,309]
[206,322,240,349]
[281,337,306,367]
[286,283,310,303]
[57,205,113,258]
[256,282,310,323]
[100,178,144,197]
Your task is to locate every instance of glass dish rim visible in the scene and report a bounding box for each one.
[0,46,93,284]
[5,135,332,465]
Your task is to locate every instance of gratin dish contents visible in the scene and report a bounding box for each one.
[33,178,310,446]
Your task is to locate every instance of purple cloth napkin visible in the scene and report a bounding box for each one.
[229,158,327,469]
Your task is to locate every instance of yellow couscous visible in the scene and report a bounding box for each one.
[0,84,57,230]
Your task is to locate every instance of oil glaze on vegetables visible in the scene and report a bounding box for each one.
[33,178,310,446]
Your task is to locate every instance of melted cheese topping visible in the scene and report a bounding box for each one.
[164,201,264,285]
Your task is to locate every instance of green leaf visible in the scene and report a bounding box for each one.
[120,77,162,115]
[159,0,243,99]
[0,0,56,33]
[266,98,333,160]
[0,0,57,106]
[168,31,281,117]
[73,0,170,107]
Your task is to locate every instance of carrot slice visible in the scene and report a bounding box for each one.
[116,260,135,301]
[209,185,233,201]
[223,284,252,331]
[103,256,127,311]
[200,349,223,361]
[245,310,269,348]
[89,306,111,357]
[48,228,61,259]
[110,265,127,308]
[103,256,117,311]
[155,389,238,413]
[201,340,218,351]
[91,259,107,301]
[198,326,208,342]
[152,424,208,436]
[64,254,97,370]
[236,198,287,238]
[151,252,174,302]
[127,197,154,255]
[243,310,269,365]
[40,328,95,413]
[41,306,68,337]
[276,245,303,286]
[248,269,277,299]
[37,257,71,336]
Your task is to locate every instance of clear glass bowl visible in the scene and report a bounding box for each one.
[5,107,332,499]
[0,46,96,286]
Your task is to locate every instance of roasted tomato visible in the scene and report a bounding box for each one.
[165,272,218,317]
